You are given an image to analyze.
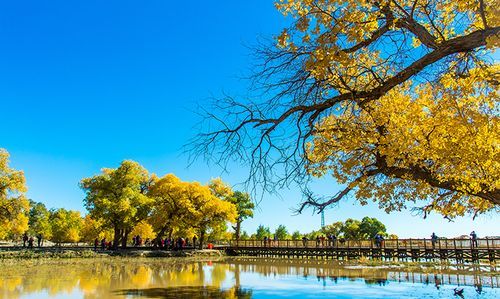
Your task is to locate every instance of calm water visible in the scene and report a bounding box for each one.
[0,257,498,299]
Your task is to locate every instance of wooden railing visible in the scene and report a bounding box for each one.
[228,238,500,250]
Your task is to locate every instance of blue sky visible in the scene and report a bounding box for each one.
[1,0,498,238]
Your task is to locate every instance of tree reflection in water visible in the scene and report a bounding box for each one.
[0,258,497,299]
[115,286,252,299]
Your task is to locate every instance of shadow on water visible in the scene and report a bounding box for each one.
[114,286,253,299]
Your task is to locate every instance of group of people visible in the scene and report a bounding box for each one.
[22,233,43,248]
[93,235,200,251]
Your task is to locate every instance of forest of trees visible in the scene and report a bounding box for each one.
[245,217,395,241]
[0,149,255,248]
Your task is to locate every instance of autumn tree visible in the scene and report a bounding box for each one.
[130,221,155,242]
[339,219,363,239]
[291,230,302,240]
[49,208,83,243]
[255,225,271,239]
[240,230,250,240]
[228,191,255,240]
[148,174,193,242]
[80,160,154,249]
[80,214,113,243]
[321,221,343,237]
[0,149,29,240]
[188,180,237,249]
[193,0,499,218]
[359,216,387,238]
[28,201,52,240]
[274,224,290,239]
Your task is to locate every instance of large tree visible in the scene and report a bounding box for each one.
[49,208,83,243]
[359,216,387,238]
[0,149,29,239]
[188,180,237,249]
[228,191,255,240]
[28,201,52,240]
[274,224,290,240]
[80,160,154,249]
[194,0,499,218]
[255,225,271,240]
[148,174,194,242]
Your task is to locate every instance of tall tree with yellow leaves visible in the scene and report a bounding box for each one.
[80,160,154,248]
[189,180,237,249]
[49,208,83,243]
[0,149,29,240]
[148,174,194,242]
[193,0,499,218]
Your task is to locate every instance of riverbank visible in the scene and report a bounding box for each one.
[0,248,224,260]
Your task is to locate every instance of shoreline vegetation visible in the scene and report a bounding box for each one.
[0,248,497,275]
[0,248,223,260]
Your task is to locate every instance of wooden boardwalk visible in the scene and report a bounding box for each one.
[225,239,500,263]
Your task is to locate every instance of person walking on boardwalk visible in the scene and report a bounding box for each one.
[101,238,106,250]
[431,233,438,248]
[470,231,478,247]
[374,234,384,248]
[193,236,197,249]
[302,236,308,248]
[28,237,34,249]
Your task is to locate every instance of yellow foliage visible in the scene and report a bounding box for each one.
[307,65,499,217]
[149,175,237,242]
[0,149,30,240]
[130,221,155,240]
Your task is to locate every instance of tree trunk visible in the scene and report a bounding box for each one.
[121,228,130,248]
[113,227,121,250]
[198,230,205,250]
[156,225,168,246]
[235,221,241,241]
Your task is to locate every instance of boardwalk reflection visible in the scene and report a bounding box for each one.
[0,258,497,299]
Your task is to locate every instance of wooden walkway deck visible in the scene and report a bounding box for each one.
[225,239,500,263]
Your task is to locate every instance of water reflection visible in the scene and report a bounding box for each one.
[0,258,497,299]
[115,286,252,299]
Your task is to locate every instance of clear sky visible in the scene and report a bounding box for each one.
[1,0,498,238]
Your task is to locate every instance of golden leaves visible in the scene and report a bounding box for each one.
[306,64,499,217]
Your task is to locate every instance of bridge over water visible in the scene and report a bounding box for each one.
[224,238,500,263]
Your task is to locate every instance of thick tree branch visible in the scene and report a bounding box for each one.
[374,154,500,205]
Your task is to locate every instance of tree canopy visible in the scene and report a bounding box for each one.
[228,191,255,240]
[49,208,83,243]
[28,201,52,239]
[194,0,499,218]
[80,160,154,248]
[274,224,290,239]
[255,225,271,239]
[189,179,237,249]
[0,149,29,239]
